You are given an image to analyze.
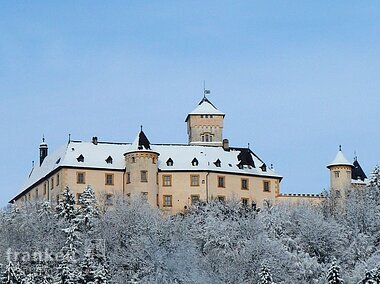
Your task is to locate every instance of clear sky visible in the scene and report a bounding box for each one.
[1,1,380,207]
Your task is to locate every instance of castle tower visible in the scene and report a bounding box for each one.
[39,137,48,166]
[185,95,225,146]
[327,146,353,196]
[124,129,159,207]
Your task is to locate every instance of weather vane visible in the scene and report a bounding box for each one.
[203,80,210,98]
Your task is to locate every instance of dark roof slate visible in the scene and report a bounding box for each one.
[352,159,367,181]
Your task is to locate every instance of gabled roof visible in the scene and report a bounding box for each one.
[327,148,353,169]
[13,140,282,202]
[352,159,367,181]
[185,96,225,121]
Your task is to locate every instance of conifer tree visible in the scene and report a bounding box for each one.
[358,270,377,284]
[78,186,99,233]
[1,261,25,284]
[327,260,344,284]
[257,263,275,284]
[56,186,77,223]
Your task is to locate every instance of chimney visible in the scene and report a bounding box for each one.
[92,136,98,145]
[223,139,230,151]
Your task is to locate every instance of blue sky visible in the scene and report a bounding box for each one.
[1,1,380,207]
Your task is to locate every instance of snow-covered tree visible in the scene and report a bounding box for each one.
[56,186,77,223]
[1,261,25,284]
[257,263,274,284]
[327,260,344,284]
[77,186,99,233]
[357,270,377,284]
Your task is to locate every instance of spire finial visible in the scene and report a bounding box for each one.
[140,125,143,132]
[42,134,45,143]
[339,145,342,151]
[68,133,71,142]
[248,142,250,149]
[203,80,210,98]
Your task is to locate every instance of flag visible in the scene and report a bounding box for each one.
[204,89,210,95]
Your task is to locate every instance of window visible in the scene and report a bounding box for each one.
[263,181,270,192]
[141,171,148,182]
[191,195,200,205]
[132,157,136,163]
[218,196,225,203]
[334,171,340,178]
[163,175,172,187]
[77,172,85,184]
[56,174,60,186]
[77,154,84,162]
[214,159,221,167]
[241,178,249,190]
[56,195,60,205]
[190,175,200,186]
[347,171,351,178]
[166,158,174,166]
[106,194,114,205]
[51,178,54,190]
[192,158,199,166]
[152,157,156,164]
[106,156,113,164]
[77,193,82,204]
[141,192,148,201]
[210,115,213,118]
[36,189,39,198]
[260,164,267,172]
[218,176,225,188]
[163,195,172,207]
[105,174,114,185]
[126,172,131,184]
[241,198,249,207]
[44,182,47,195]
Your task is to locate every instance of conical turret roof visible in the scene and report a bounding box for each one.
[352,158,367,181]
[125,129,158,155]
[327,146,353,169]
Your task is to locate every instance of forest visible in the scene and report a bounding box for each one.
[1,167,380,283]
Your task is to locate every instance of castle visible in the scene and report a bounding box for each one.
[10,94,369,211]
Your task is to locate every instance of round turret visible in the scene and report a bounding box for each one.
[124,130,159,206]
[327,146,353,195]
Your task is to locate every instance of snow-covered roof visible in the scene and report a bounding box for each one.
[327,149,353,168]
[186,97,224,121]
[14,140,282,201]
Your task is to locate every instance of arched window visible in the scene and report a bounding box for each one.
[191,158,199,166]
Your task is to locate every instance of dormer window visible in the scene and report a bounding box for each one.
[77,155,84,162]
[166,158,174,166]
[56,158,61,164]
[214,159,221,167]
[106,156,113,164]
[192,158,199,166]
[260,164,267,172]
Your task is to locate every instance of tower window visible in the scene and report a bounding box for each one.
[77,154,84,162]
[191,158,199,166]
[126,172,131,184]
[334,171,340,178]
[210,115,213,118]
[106,156,113,164]
[132,157,136,163]
[56,174,60,186]
[141,171,148,182]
